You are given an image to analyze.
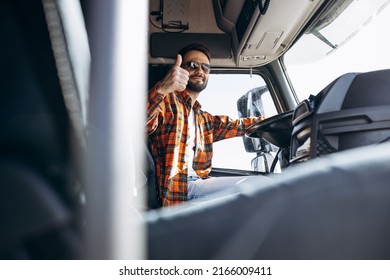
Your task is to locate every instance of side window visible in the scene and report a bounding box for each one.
[198,73,277,170]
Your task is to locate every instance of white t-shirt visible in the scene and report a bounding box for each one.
[187,108,197,177]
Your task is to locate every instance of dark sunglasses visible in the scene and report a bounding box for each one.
[184,61,211,73]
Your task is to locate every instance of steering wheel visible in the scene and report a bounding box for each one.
[245,110,294,148]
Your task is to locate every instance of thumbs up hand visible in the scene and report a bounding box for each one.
[156,54,189,94]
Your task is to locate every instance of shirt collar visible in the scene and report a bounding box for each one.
[177,90,202,112]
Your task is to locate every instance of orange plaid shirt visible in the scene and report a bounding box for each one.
[146,87,265,206]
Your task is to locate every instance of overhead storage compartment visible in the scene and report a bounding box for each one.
[213,0,325,66]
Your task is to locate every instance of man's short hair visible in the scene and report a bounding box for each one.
[178,43,211,62]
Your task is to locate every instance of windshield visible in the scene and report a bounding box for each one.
[284,0,390,101]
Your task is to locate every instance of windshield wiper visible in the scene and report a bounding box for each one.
[312,29,337,49]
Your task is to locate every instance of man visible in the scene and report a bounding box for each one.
[147,43,265,207]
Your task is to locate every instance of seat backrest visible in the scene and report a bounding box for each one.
[290,69,390,163]
[145,146,162,209]
[147,142,390,259]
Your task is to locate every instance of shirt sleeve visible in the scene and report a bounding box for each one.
[146,85,166,135]
[212,115,265,142]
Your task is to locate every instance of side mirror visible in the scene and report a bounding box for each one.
[237,86,272,154]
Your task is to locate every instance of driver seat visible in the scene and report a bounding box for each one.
[144,145,161,209]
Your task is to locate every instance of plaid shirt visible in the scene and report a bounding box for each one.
[147,87,265,206]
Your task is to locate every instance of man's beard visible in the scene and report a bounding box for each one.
[187,77,208,93]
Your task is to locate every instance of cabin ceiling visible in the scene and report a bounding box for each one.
[148,0,325,67]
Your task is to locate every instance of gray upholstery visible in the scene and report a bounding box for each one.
[147,142,390,259]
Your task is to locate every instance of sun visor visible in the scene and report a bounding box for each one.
[150,33,232,59]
